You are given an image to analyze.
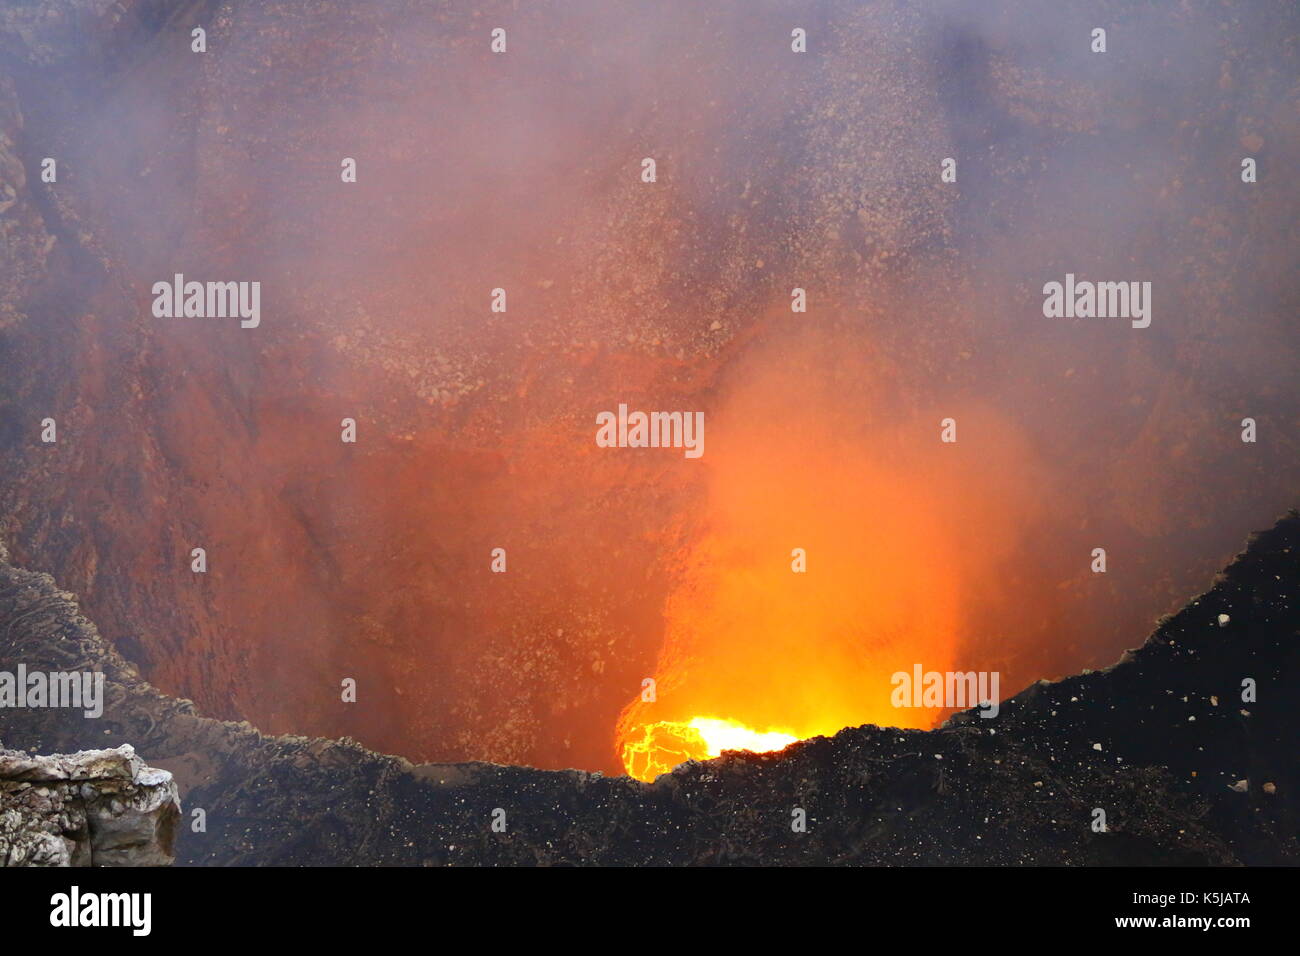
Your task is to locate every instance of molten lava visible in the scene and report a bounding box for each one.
[621,716,799,781]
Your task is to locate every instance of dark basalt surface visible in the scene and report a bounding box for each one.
[1,513,1295,866]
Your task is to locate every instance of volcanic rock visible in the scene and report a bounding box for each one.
[0,743,180,866]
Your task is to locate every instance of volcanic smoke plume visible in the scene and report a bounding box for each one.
[0,0,1296,781]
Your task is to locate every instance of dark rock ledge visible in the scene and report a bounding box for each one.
[0,516,1296,866]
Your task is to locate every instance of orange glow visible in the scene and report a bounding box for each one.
[621,716,799,781]
[616,329,1046,782]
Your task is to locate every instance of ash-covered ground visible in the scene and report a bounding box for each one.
[1,513,1295,866]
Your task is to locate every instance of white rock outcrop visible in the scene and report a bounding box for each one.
[0,744,180,866]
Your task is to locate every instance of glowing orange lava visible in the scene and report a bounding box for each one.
[621,716,799,781]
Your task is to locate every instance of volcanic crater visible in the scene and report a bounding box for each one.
[1,0,1297,797]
